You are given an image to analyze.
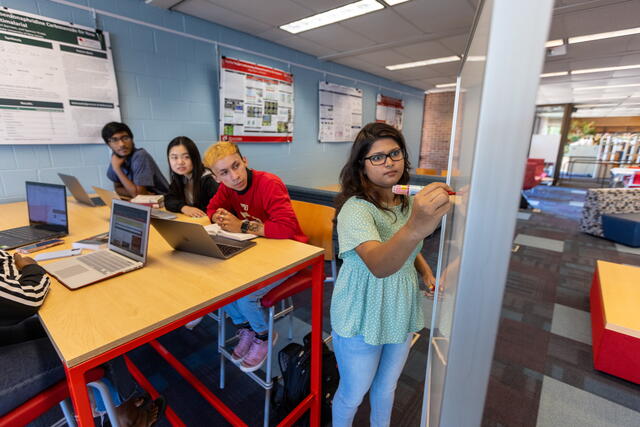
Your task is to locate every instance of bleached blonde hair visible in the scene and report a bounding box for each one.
[203,141,242,168]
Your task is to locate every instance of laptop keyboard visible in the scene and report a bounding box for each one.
[78,251,136,275]
[218,243,242,257]
[1,227,56,240]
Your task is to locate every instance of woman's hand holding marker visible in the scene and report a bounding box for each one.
[405,182,453,240]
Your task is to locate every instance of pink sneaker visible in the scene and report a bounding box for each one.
[240,332,278,373]
[231,328,255,363]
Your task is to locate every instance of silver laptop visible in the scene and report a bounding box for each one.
[0,182,69,250]
[92,186,177,220]
[151,218,256,259]
[58,173,106,207]
[44,199,151,289]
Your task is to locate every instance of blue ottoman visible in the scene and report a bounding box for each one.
[602,213,640,247]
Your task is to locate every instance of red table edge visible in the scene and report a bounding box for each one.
[64,254,325,426]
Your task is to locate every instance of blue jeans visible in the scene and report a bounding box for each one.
[331,331,412,427]
[223,276,287,333]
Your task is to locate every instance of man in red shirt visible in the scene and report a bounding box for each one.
[203,141,307,372]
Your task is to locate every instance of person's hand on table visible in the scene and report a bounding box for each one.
[181,206,206,218]
[14,253,37,271]
[213,208,243,233]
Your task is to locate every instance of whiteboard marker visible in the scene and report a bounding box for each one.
[392,185,456,196]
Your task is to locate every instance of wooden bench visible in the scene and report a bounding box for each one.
[590,260,640,383]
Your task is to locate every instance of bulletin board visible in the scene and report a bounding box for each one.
[0,8,120,145]
[375,94,404,130]
[219,57,294,143]
[318,81,363,142]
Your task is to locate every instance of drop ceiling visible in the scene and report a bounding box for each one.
[147,0,640,115]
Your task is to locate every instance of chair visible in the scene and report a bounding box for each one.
[0,367,120,427]
[416,167,438,175]
[440,169,448,176]
[217,200,335,427]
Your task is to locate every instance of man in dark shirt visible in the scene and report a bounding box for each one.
[103,122,169,197]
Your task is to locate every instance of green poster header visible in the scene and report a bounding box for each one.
[0,32,52,49]
[60,44,107,59]
[0,9,106,51]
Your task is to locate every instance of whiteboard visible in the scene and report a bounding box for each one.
[0,7,120,145]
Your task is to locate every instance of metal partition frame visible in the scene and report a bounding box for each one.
[421,0,554,425]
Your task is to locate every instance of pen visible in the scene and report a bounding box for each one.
[392,185,456,196]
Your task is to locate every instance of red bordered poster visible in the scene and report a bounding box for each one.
[375,94,404,130]
[219,57,294,143]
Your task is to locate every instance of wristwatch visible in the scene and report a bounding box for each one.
[240,220,250,233]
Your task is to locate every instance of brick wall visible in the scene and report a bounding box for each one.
[419,91,456,171]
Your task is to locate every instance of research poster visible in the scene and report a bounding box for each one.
[318,82,362,142]
[376,94,404,130]
[0,8,120,145]
[219,57,294,143]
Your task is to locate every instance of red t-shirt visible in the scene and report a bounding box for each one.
[206,170,308,243]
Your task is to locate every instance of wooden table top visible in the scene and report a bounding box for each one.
[597,260,640,338]
[1,198,323,367]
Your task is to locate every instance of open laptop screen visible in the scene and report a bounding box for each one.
[26,181,68,232]
[109,200,150,262]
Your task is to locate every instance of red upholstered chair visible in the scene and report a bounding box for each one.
[217,200,334,427]
[522,158,546,190]
[0,367,110,427]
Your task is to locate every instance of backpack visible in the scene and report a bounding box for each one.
[271,332,339,426]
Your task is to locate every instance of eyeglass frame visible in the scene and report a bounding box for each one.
[362,148,405,166]
[107,135,132,144]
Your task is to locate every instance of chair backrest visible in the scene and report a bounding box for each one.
[291,200,335,261]
[416,167,438,175]
[440,169,448,176]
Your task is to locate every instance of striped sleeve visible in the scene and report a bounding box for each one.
[0,250,51,308]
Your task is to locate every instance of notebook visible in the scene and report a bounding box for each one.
[43,199,151,289]
[58,173,106,207]
[151,218,256,259]
[0,182,69,250]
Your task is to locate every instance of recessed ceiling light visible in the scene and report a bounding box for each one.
[575,103,618,108]
[569,27,640,44]
[466,56,486,62]
[383,0,412,5]
[386,56,460,70]
[574,83,640,91]
[280,0,384,34]
[545,39,564,48]
[571,64,640,75]
[540,71,569,78]
[435,83,457,88]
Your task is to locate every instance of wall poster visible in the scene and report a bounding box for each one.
[376,94,404,130]
[219,57,294,143]
[0,8,120,145]
[318,81,362,142]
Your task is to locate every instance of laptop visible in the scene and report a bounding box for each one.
[0,182,69,250]
[44,199,151,289]
[58,173,106,206]
[92,186,177,220]
[151,217,256,259]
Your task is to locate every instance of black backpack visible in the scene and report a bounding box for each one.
[271,332,339,426]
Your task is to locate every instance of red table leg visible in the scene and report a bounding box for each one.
[65,366,95,426]
[310,255,324,427]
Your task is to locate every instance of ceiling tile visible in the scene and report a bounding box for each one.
[394,39,458,59]
[176,0,272,34]
[277,36,339,57]
[353,49,413,67]
[299,25,376,52]
[563,1,640,38]
[437,34,469,56]
[566,38,633,60]
[289,0,354,13]
[205,0,313,26]
[341,8,424,44]
[393,0,475,34]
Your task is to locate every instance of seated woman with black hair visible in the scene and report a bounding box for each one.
[165,136,218,218]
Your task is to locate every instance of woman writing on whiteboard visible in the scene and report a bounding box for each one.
[331,123,451,426]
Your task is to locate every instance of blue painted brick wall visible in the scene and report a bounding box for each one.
[0,0,425,203]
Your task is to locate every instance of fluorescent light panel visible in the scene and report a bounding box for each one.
[435,83,457,88]
[572,64,640,75]
[280,0,383,34]
[569,26,640,44]
[575,83,640,91]
[384,0,412,5]
[386,55,459,70]
[545,39,564,48]
[540,71,568,78]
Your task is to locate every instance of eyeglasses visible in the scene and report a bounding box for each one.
[363,148,404,166]
[107,135,132,144]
